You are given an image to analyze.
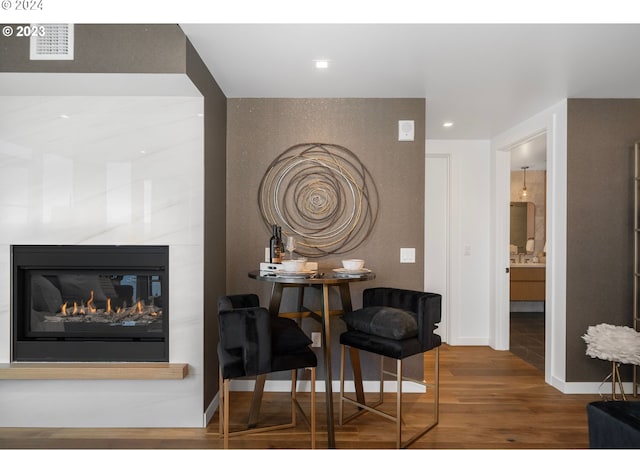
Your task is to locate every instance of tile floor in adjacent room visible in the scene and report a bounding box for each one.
[510,311,545,372]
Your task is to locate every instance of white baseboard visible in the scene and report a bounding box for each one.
[552,376,634,395]
[448,337,489,346]
[203,393,219,427]
[228,378,427,393]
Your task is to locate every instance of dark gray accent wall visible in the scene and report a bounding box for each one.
[566,99,640,381]
[226,98,426,379]
[0,24,185,73]
[185,38,227,410]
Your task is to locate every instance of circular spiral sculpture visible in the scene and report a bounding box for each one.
[258,143,379,257]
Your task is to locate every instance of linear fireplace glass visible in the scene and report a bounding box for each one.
[12,245,169,362]
[27,270,164,338]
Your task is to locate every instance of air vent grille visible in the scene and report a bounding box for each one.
[30,24,74,60]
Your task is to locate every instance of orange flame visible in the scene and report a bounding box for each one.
[116,306,122,314]
[136,300,143,314]
[87,290,95,311]
[61,302,68,316]
[78,302,86,315]
[72,302,78,315]
[105,298,112,314]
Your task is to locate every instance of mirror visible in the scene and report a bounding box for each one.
[510,202,535,254]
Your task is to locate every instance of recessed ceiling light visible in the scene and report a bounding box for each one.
[443,121,454,128]
[315,60,329,69]
[59,114,70,119]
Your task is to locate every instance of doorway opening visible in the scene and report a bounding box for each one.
[508,133,547,372]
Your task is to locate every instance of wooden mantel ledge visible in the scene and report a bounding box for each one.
[0,362,188,380]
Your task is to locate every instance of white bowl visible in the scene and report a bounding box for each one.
[342,259,365,271]
[281,259,307,272]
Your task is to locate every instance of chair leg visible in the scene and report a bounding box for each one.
[396,358,402,449]
[291,369,297,427]
[223,378,230,449]
[339,345,345,425]
[220,367,316,447]
[218,369,223,436]
[401,346,440,448]
[339,345,440,448]
[311,366,316,449]
[340,346,385,426]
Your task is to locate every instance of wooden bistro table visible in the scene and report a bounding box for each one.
[248,269,375,448]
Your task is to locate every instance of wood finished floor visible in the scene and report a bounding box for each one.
[0,344,601,449]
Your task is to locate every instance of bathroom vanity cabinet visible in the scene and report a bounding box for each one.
[510,265,545,301]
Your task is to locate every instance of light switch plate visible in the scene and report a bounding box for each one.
[400,247,416,263]
[398,120,415,141]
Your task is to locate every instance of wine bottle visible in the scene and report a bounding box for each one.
[269,224,278,263]
[275,226,285,263]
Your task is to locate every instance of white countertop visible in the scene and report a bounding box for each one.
[510,262,546,268]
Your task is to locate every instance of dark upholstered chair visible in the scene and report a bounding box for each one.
[339,287,442,448]
[587,400,640,448]
[217,294,317,449]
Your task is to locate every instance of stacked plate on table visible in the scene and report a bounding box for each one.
[275,259,315,278]
[332,267,372,277]
[274,269,315,278]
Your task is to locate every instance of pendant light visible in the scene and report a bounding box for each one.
[520,166,529,199]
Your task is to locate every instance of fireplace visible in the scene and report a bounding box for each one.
[12,245,169,362]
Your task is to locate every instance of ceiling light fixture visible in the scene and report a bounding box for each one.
[520,166,529,199]
[59,114,70,119]
[315,60,329,69]
[443,121,454,127]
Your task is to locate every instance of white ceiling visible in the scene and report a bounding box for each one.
[180,23,640,147]
[3,23,639,171]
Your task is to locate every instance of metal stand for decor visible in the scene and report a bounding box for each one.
[634,141,640,396]
[583,323,640,400]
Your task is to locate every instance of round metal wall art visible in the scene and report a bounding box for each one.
[258,143,379,257]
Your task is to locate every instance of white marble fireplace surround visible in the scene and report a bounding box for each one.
[0,94,205,427]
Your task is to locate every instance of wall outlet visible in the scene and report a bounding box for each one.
[311,332,321,347]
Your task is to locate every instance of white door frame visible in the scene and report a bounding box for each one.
[425,153,450,343]
[490,100,568,388]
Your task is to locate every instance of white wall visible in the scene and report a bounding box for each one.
[426,140,491,345]
[0,96,205,427]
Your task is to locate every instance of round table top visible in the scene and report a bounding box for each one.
[248,269,376,285]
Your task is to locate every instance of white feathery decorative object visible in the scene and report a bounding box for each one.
[582,323,640,365]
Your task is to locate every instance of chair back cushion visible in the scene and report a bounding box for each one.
[217,295,272,378]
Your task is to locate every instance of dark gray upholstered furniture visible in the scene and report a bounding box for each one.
[339,287,442,448]
[217,294,317,449]
[587,400,640,448]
